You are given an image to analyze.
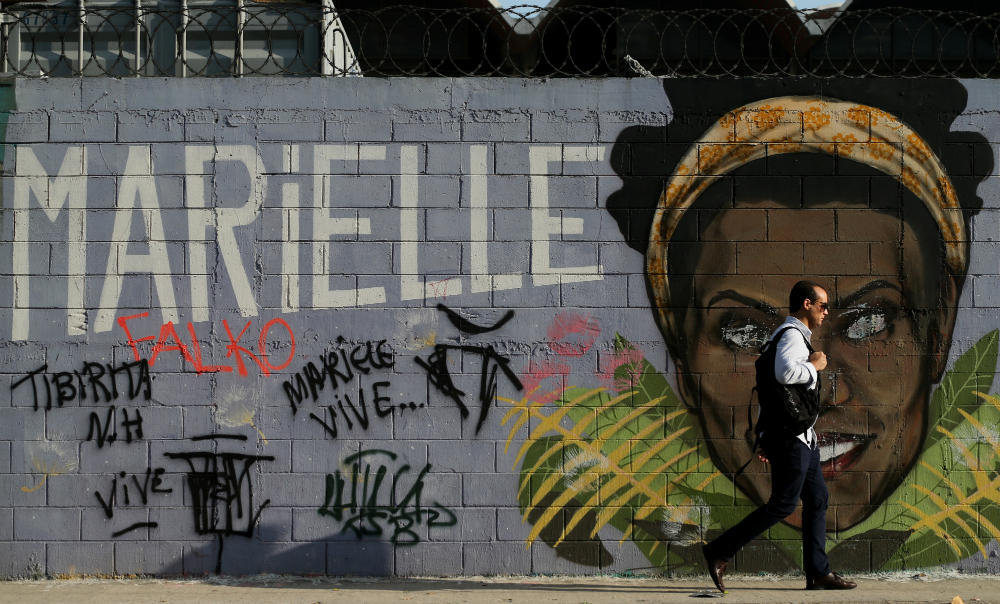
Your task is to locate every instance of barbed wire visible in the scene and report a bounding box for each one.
[2,5,999,78]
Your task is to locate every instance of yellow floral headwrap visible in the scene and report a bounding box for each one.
[647,95,965,338]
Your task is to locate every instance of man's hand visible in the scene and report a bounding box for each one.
[809,351,827,371]
[758,451,769,464]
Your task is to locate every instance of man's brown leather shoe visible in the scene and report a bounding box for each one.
[702,545,728,593]
[806,572,857,590]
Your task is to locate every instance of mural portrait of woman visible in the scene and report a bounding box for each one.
[643,79,989,528]
[510,78,1000,574]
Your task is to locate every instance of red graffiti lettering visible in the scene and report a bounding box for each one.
[259,318,296,372]
[149,322,196,367]
[187,323,231,374]
[427,278,455,300]
[114,315,297,378]
[223,319,269,377]
[118,312,156,362]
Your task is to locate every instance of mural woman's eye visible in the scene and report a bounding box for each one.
[720,318,770,350]
[842,306,896,342]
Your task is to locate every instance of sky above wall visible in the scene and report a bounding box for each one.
[492,0,843,8]
[787,0,843,7]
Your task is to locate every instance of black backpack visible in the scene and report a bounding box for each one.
[752,326,822,439]
[734,326,822,479]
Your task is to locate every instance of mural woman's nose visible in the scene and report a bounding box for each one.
[822,364,852,408]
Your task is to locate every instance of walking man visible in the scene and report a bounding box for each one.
[702,281,857,592]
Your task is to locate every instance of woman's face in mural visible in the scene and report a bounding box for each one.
[668,193,957,530]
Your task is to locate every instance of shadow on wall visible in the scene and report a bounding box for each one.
[134,527,394,576]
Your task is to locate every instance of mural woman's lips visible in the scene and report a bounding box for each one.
[817,432,871,479]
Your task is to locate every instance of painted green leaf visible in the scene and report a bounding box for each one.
[509,333,762,571]
[508,329,1000,573]
[925,330,999,450]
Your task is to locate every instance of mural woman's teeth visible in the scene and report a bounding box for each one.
[817,433,867,463]
[816,433,873,479]
[819,440,861,463]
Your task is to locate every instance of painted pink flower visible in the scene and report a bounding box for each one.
[547,311,600,357]
[520,359,571,405]
[598,348,645,392]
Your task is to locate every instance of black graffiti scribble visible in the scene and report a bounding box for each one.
[164,449,275,574]
[95,467,172,520]
[317,449,456,544]
[414,346,466,409]
[112,522,159,538]
[282,338,394,414]
[86,407,144,448]
[307,383,411,438]
[437,304,514,335]
[190,434,247,441]
[11,359,152,411]
[414,306,523,432]
[415,344,523,433]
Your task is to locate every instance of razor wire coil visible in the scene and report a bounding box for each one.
[2,5,999,78]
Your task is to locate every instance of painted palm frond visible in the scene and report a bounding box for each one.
[500,335,740,564]
[506,329,1000,572]
[893,395,1000,562]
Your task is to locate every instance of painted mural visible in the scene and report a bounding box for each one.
[511,79,1000,574]
[3,77,1000,577]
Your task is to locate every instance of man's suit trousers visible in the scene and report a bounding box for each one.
[704,436,832,579]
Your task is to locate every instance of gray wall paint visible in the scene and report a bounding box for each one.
[1,77,672,577]
[4,77,1000,577]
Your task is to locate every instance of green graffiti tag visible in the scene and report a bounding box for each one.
[318,449,457,545]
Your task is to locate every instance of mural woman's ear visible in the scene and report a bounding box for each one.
[929,273,961,383]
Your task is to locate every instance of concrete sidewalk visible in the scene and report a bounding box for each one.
[1,572,998,604]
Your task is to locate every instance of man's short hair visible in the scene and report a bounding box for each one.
[790,281,824,313]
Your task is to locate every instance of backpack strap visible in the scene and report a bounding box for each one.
[734,387,761,485]
[765,325,802,353]
[734,438,758,482]
[800,331,815,354]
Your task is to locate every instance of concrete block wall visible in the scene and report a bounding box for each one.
[1,76,1000,577]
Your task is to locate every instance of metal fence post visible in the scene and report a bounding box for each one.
[0,11,15,73]
[180,0,187,77]
[134,0,141,76]
[321,0,333,75]
[77,0,84,75]
[236,0,244,76]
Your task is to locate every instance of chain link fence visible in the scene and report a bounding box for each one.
[3,4,1000,77]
